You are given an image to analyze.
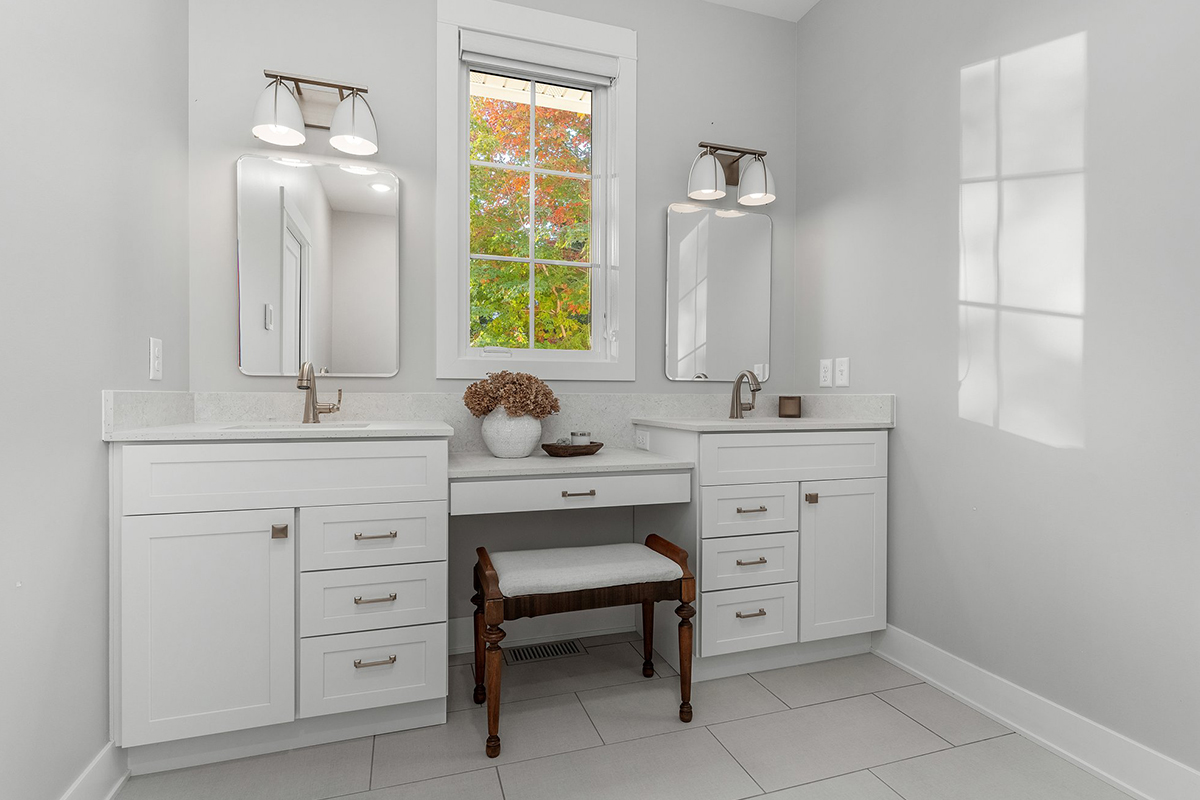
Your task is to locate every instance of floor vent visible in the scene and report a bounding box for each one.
[503,638,586,666]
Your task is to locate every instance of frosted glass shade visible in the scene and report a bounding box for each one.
[329,92,379,155]
[251,79,306,147]
[687,151,726,200]
[738,156,776,206]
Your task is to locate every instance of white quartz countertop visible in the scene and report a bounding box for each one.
[105,420,455,442]
[449,447,694,479]
[631,417,894,432]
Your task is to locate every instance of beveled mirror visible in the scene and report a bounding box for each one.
[237,154,399,377]
[665,203,771,381]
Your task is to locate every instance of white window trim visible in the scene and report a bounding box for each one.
[435,0,637,380]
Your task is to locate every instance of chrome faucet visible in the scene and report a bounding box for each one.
[729,370,762,419]
[297,361,341,423]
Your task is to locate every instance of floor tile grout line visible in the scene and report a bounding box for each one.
[368,734,377,791]
[704,724,767,797]
[495,766,507,800]
[865,768,910,800]
[573,690,608,744]
[872,691,955,749]
[321,766,503,800]
[746,671,789,706]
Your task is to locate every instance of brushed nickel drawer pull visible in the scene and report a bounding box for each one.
[736,557,768,566]
[355,530,398,541]
[736,505,768,514]
[354,593,398,605]
[736,608,768,619]
[353,655,397,669]
[271,524,289,539]
[562,489,597,498]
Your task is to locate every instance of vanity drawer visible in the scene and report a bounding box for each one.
[298,623,447,718]
[701,532,799,591]
[299,501,447,571]
[700,583,798,657]
[698,431,887,486]
[122,440,448,514]
[701,483,798,538]
[450,471,690,516]
[299,563,447,637]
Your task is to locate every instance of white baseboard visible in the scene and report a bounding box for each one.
[448,607,635,654]
[59,742,128,800]
[872,626,1200,800]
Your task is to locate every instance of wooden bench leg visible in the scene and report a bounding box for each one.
[676,602,695,723]
[641,600,655,678]
[471,588,486,705]
[483,600,506,758]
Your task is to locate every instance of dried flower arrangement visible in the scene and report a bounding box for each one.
[463,371,561,419]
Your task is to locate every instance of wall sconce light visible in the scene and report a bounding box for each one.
[252,71,378,155]
[685,142,775,206]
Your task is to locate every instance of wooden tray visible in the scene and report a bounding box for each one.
[541,441,604,457]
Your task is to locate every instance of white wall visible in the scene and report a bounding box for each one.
[188,0,798,394]
[330,210,398,374]
[794,0,1200,769]
[0,1,190,797]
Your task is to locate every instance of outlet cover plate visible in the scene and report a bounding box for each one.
[819,359,833,388]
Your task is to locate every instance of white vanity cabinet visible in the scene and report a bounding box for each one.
[633,424,889,669]
[111,438,450,750]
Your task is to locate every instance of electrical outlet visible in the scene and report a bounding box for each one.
[835,357,850,387]
[819,359,833,388]
[149,337,163,381]
[635,429,650,450]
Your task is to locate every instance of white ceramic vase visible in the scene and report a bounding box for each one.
[480,407,542,458]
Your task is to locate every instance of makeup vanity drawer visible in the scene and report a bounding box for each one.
[701,483,798,538]
[701,532,799,590]
[299,501,447,571]
[299,563,447,637]
[298,623,447,718]
[700,583,798,656]
[450,471,690,516]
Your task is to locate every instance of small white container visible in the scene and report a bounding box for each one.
[571,431,591,446]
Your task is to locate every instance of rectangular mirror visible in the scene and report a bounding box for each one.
[665,203,771,381]
[237,154,399,377]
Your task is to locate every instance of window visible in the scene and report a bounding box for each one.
[468,71,596,352]
[436,0,637,380]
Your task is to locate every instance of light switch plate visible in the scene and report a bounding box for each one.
[819,359,833,388]
[149,337,163,381]
[835,357,850,387]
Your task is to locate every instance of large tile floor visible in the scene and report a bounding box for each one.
[116,633,1133,800]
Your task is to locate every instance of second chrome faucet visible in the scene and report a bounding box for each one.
[297,361,341,423]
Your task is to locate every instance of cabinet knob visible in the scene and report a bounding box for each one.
[805,493,819,504]
[271,524,289,539]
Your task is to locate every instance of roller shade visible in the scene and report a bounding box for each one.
[460,29,619,86]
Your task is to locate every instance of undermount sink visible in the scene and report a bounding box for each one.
[222,422,372,430]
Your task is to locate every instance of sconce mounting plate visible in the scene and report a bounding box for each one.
[699,141,767,186]
[264,70,369,131]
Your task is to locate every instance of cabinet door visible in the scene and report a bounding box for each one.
[799,478,886,642]
[120,509,296,746]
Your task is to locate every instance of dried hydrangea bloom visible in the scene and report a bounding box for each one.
[463,371,560,419]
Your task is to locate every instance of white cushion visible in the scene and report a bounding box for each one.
[489,543,684,596]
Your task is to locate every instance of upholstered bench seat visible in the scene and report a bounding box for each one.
[489,543,685,596]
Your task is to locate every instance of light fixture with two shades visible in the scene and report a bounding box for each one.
[251,70,379,156]
[687,142,776,206]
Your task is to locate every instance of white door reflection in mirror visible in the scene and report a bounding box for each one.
[237,155,400,377]
[958,33,1087,449]
[666,203,771,382]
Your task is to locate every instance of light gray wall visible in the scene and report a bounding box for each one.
[0,1,190,797]
[794,0,1200,768]
[188,0,798,394]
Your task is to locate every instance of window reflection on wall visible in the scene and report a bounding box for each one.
[958,33,1087,449]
